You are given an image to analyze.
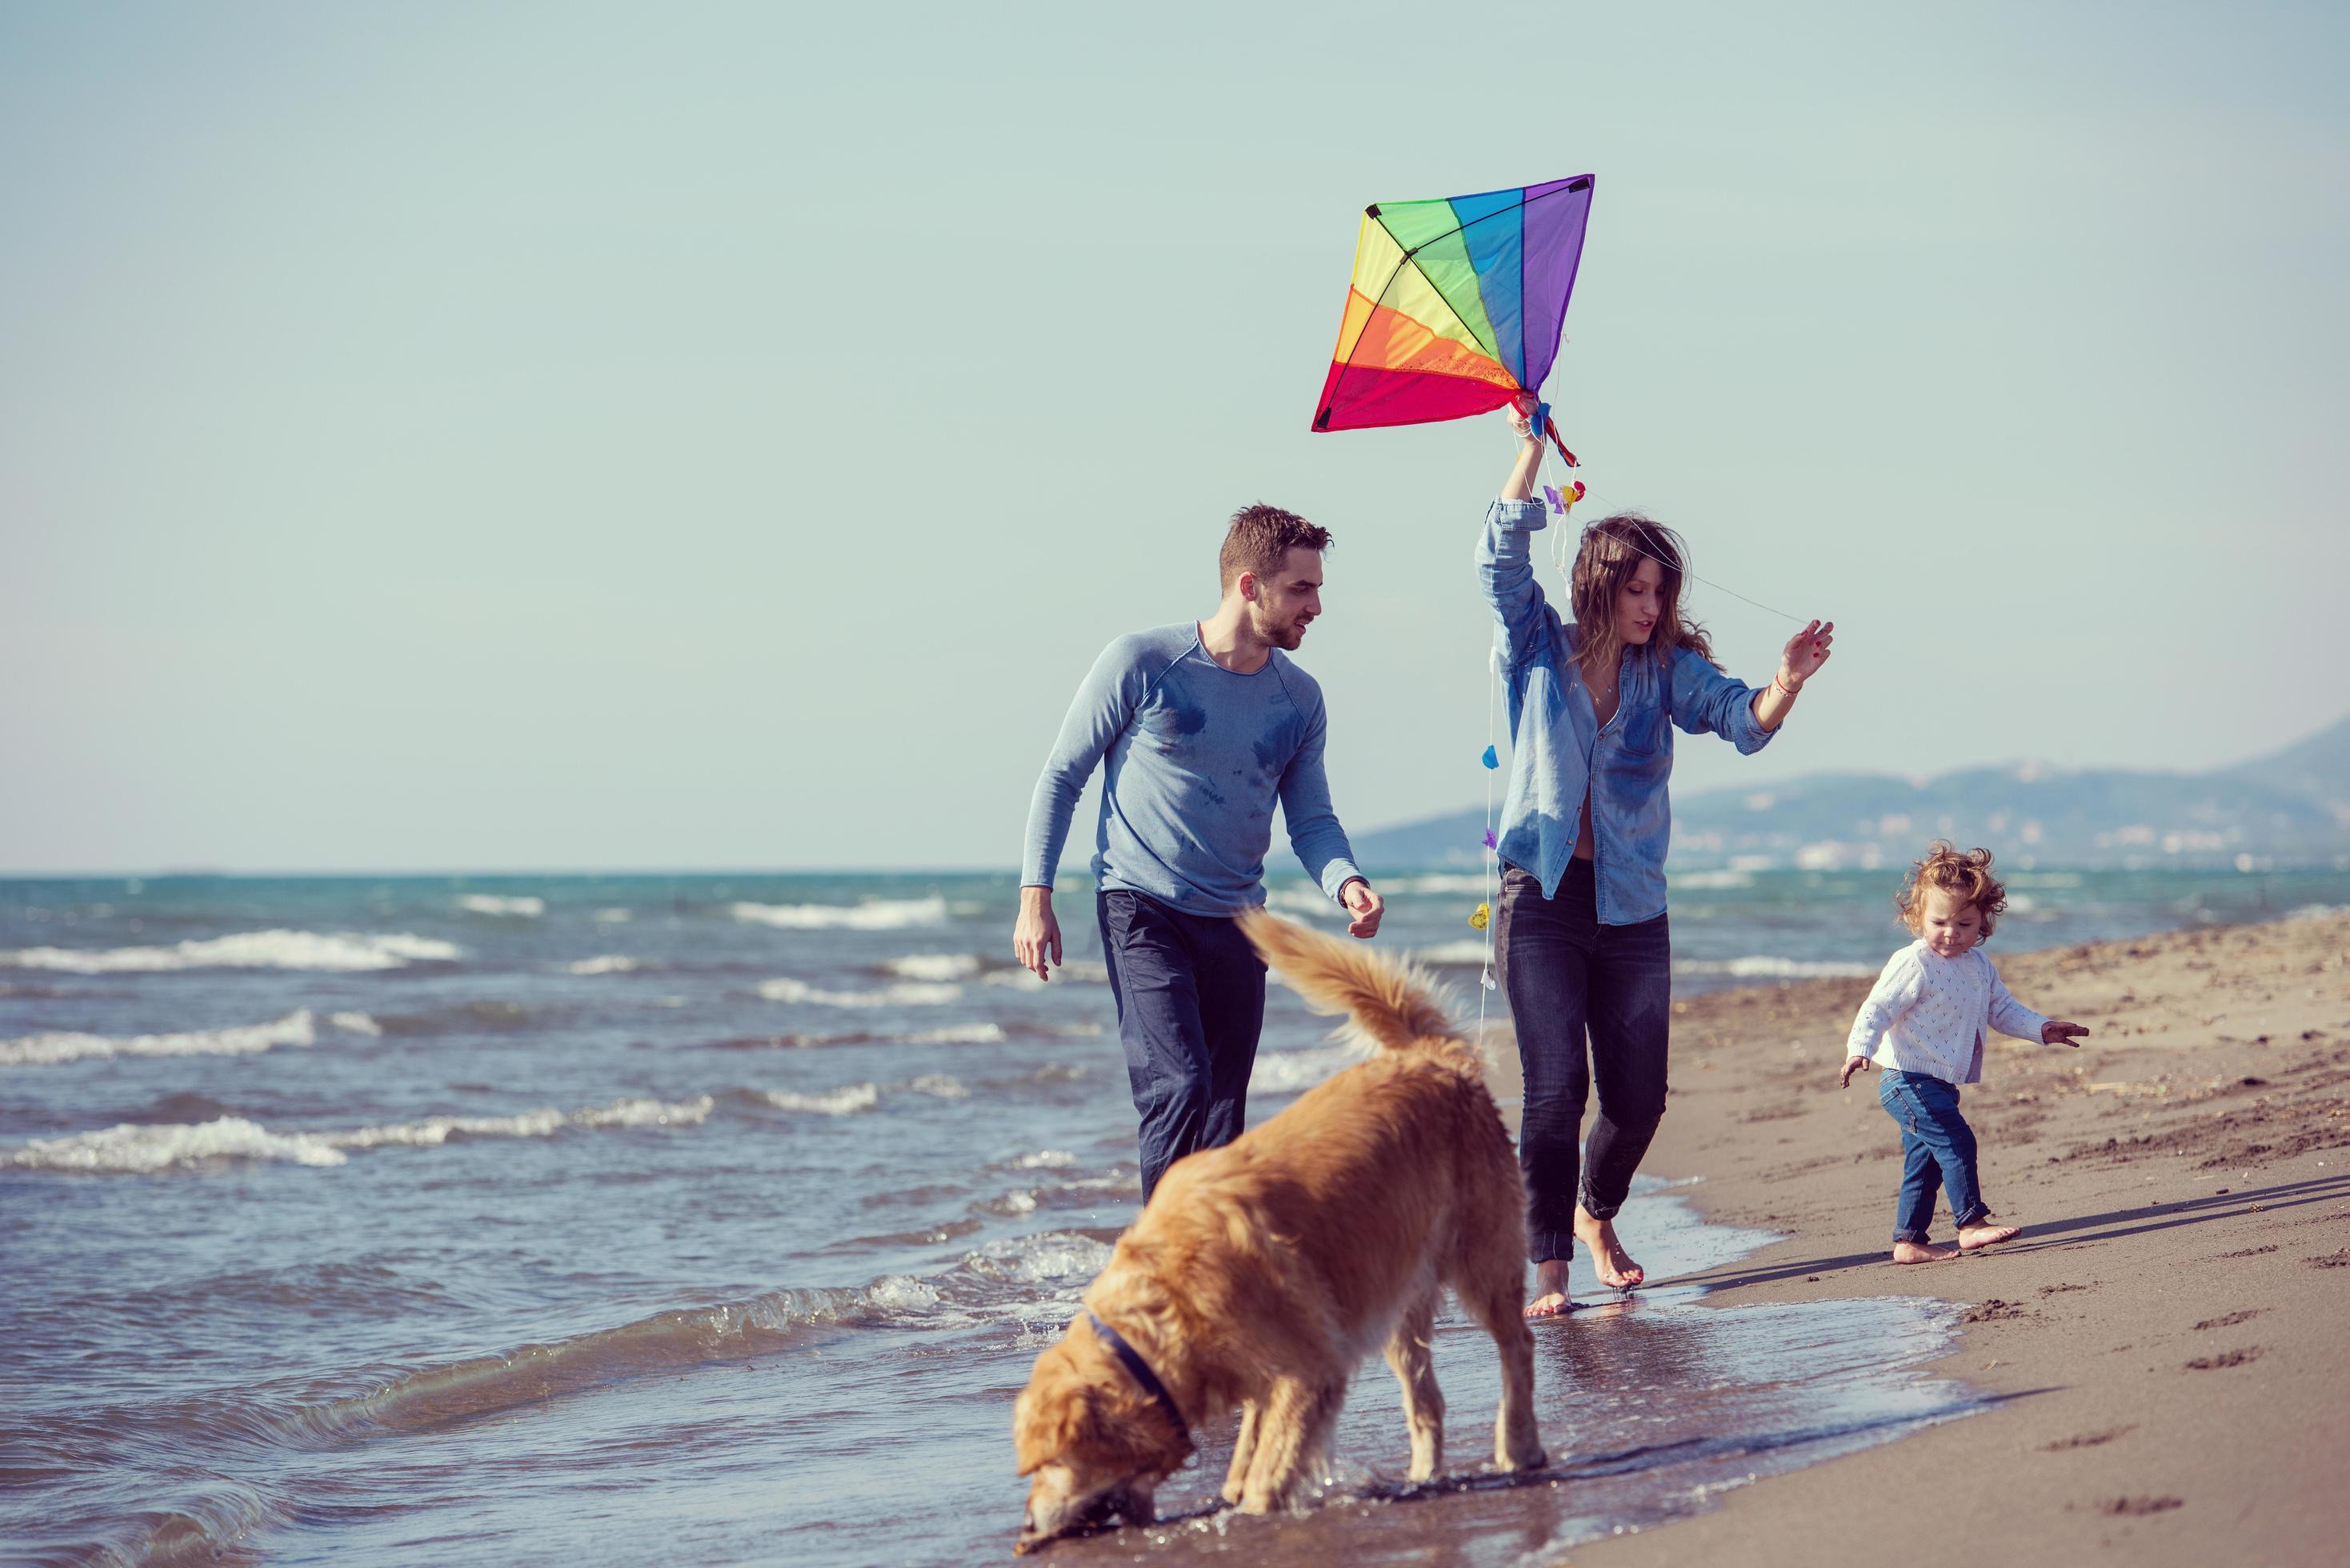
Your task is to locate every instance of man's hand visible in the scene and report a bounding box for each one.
[2042,1020,2090,1046]
[1840,1054,1874,1090]
[1014,886,1062,982]
[1339,878,1383,939]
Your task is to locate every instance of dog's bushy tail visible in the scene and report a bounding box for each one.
[1238,908,1462,1056]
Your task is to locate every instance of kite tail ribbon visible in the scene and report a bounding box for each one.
[1542,414,1579,469]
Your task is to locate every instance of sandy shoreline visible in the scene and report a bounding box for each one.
[1492,906,2350,1565]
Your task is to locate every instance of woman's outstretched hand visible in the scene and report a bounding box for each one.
[1780,619,1835,689]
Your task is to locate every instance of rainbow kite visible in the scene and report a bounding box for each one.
[1311,176,1595,462]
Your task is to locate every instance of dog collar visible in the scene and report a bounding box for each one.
[1085,1310,1188,1439]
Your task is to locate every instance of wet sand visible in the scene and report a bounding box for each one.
[1526,908,2350,1565]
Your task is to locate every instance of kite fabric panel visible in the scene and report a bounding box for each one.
[1312,175,1595,435]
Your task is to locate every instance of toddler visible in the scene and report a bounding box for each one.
[1840,844,2089,1262]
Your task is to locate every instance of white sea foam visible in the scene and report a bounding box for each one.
[457,894,544,918]
[330,1011,383,1037]
[571,1095,716,1130]
[563,954,638,975]
[6,1095,719,1173]
[593,907,634,924]
[962,1231,1115,1286]
[757,978,960,1008]
[757,1083,881,1115]
[865,1275,945,1313]
[7,1117,350,1172]
[883,953,983,982]
[1249,1043,1367,1092]
[983,959,1108,990]
[1682,955,1880,979]
[1672,870,1758,890]
[1411,939,1491,966]
[0,1010,316,1068]
[899,1022,1006,1046]
[2288,903,2347,922]
[731,897,947,931]
[328,1109,567,1149]
[0,930,461,974]
[1011,1150,1077,1170]
[905,1074,971,1099]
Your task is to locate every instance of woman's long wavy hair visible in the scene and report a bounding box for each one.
[1567,512,1719,682]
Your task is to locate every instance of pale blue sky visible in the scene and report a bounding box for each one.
[4,2,2344,872]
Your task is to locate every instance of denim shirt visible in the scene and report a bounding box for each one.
[1475,498,1775,924]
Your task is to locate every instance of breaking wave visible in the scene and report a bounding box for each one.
[753,1083,881,1115]
[757,978,961,1008]
[882,953,983,981]
[0,1010,316,1068]
[563,954,638,974]
[176,1230,1115,1446]
[6,1096,717,1174]
[456,894,544,918]
[0,930,461,974]
[731,897,947,931]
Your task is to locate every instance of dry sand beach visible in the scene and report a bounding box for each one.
[1505,907,2350,1566]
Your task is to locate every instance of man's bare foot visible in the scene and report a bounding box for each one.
[1958,1221,2020,1251]
[1892,1240,1958,1264]
[1573,1205,1643,1290]
[1523,1258,1573,1319]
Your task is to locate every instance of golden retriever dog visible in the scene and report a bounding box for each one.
[1012,909,1543,1550]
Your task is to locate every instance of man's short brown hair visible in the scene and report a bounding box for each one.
[1219,503,1332,590]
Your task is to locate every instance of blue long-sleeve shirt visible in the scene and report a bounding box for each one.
[1020,624,1364,915]
[1476,498,1775,924]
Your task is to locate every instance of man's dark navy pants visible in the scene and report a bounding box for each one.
[1095,890,1266,1198]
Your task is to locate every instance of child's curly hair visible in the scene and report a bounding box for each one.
[1896,842,2008,939]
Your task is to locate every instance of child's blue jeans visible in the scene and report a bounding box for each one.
[1879,1069,1992,1244]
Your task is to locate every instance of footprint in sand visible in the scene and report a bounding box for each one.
[2192,1309,2265,1330]
[2184,1346,2265,1370]
[2043,1425,2136,1451]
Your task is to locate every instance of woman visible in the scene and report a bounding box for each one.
[1478,398,1833,1318]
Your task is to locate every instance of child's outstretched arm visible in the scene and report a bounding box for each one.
[1840,950,1925,1087]
[1988,970,2088,1046]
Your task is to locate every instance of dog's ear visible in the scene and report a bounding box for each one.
[1012,1350,1099,1475]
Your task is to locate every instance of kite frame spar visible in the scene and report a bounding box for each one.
[1311,174,1595,466]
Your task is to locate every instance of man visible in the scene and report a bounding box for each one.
[1015,503,1384,1198]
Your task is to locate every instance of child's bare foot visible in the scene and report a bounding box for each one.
[1523,1258,1574,1318]
[1892,1240,1957,1264]
[1958,1220,2020,1251]
[1573,1205,1644,1290]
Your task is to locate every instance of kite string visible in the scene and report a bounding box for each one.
[1543,490,1808,626]
[1479,646,1499,1039]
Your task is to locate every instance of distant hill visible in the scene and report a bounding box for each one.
[1348,712,2350,872]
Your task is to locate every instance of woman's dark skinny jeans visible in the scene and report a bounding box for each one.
[1496,858,1673,1266]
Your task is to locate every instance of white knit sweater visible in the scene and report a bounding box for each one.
[1844,940,2052,1086]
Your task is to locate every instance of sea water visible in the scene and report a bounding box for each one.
[2,867,2341,1563]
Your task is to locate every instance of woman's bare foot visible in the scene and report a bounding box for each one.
[1892,1240,1958,1264]
[1958,1220,2021,1251]
[1573,1206,1644,1290]
[1523,1257,1573,1318]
